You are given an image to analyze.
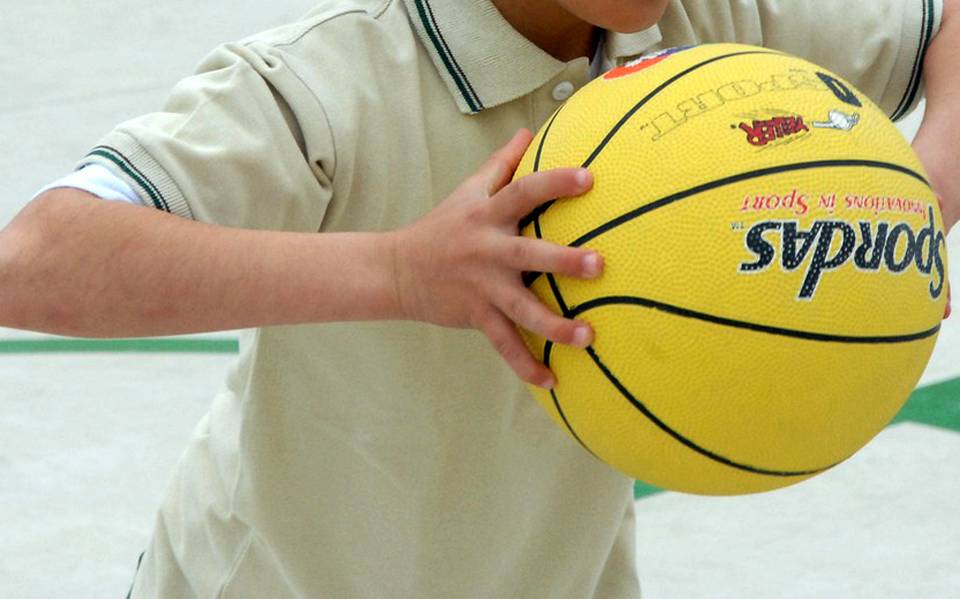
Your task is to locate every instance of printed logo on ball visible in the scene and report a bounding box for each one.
[737,203,946,302]
[811,110,860,132]
[639,70,862,142]
[738,115,810,147]
[735,109,859,148]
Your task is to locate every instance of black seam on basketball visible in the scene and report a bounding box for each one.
[524,159,931,288]
[543,341,598,458]
[546,275,570,316]
[531,176,585,456]
[519,50,784,235]
[570,295,941,344]
[534,219,571,316]
[519,205,552,235]
[519,106,566,235]
[583,345,836,477]
[533,106,564,174]
[521,270,539,289]
[571,160,929,248]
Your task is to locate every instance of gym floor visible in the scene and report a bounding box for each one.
[2,3,958,598]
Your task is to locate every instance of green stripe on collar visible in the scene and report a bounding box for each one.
[412,0,483,112]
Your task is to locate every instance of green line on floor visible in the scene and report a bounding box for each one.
[633,481,661,500]
[0,337,239,354]
[891,377,960,432]
[1,335,957,502]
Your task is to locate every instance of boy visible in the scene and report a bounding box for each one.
[2,0,957,596]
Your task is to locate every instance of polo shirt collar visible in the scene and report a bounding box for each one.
[402,0,663,114]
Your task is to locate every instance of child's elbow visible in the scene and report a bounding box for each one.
[0,222,26,328]
[0,191,62,329]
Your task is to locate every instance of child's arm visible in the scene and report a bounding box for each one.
[912,0,960,230]
[0,130,597,389]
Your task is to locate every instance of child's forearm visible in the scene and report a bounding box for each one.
[912,0,960,229]
[0,188,402,337]
[0,130,598,388]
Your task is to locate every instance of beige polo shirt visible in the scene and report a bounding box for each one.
[81,1,942,597]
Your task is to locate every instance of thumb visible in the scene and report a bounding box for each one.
[478,129,535,196]
[945,283,952,320]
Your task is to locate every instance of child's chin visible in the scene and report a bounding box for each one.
[592,4,667,34]
[598,16,660,35]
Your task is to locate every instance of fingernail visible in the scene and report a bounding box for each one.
[573,325,592,349]
[541,375,556,390]
[583,253,603,277]
[576,169,592,188]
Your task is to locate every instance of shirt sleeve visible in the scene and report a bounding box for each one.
[34,164,144,205]
[77,42,336,232]
[658,0,943,121]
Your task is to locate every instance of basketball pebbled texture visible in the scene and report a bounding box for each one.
[515,44,948,495]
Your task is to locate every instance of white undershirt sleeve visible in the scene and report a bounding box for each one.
[33,164,145,206]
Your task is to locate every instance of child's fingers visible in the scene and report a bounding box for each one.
[936,195,952,320]
[496,287,593,350]
[945,284,952,320]
[476,308,556,389]
[492,168,592,224]
[499,237,603,280]
[476,129,535,195]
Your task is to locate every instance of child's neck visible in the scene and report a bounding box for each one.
[492,0,598,62]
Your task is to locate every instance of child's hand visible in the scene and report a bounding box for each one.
[913,0,960,234]
[911,0,959,321]
[393,129,602,389]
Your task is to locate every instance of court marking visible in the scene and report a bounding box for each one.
[1,335,956,500]
[0,337,238,354]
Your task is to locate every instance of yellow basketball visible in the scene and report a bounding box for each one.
[515,43,948,495]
